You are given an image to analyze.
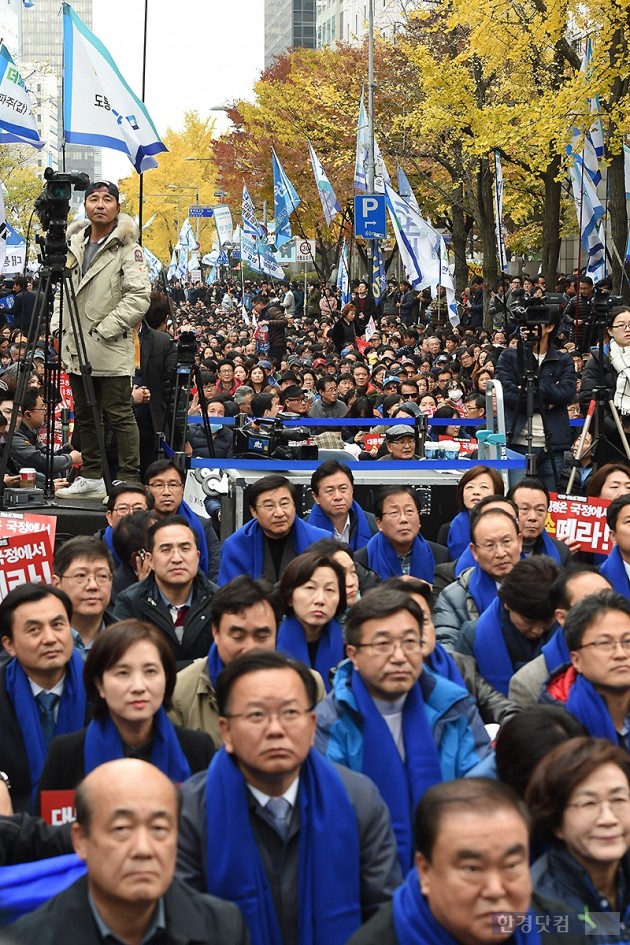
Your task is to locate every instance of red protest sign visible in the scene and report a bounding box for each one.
[0,531,54,599]
[40,790,76,826]
[547,493,612,555]
[0,511,56,557]
[363,432,385,450]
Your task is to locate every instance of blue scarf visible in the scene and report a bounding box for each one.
[176,499,209,577]
[366,531,435,583]
[538,529,562,563]
[0,854,87,923]
[600,546,630,596]
[427,644,467,688]
[541,626,570,674]
[307,499,373,551]
[455,545,475,576]
[277,614,344,692]
[218,517,328,585]
[102,525,122,566]
[566,673,620,742]
[467,564,499,615]
[206,643,225,688]
[446,511,470,561]
[352,670,443,872]
[83,707,191,782]
[472,598,515,696]
[204,748,361,945]
[393,867,541,945]
[5,651,87,809]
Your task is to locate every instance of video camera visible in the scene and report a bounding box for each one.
[513,293,566,329]
[176,331,197,366]
[591,287,623,322]
[34,168,90,270]
[234,415,318,461]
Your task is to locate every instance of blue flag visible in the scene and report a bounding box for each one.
[397,165,420,214]
[272,149,300,247]
[354,88,369,192]
[567,132,606,282]
[63,2,167,173]
[308,139,341,226]
[336,239,351,305]
[372,241,386,303]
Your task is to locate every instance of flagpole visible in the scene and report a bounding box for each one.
[367,0,375,281]
[137,0,149,243]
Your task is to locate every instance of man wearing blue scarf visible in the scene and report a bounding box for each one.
[218,475,329,585]
[0,585,87,813]
[540,590,630,748]
[170,576,284,746]
[96,483,149,568]
[507,478,572,564]
[176,650,401,945]
[600,494,630,596]
[346,778,539,945]
[315,589,494,873]
[355,486,447,584]
[509,567,611,707]
[306,460,376,551]
[435,509,522,650]
[455,556,559,697]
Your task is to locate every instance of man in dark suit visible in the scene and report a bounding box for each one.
[0,584,87,812]
[9,758,249,945]
[7,276,36,334]
[134,312,178,478]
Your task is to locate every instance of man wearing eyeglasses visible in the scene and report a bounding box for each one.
[218,475,329,585]
[95,482,150,569]
[355,486,447,585]
[52,536,116,659]
[280,384,309,416]
[315,589,493,873]
[581,305,630,464]
[541,590,630,745]
[176,649,401,945]
[9,386,82,485]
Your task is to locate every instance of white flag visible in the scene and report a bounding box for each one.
[0,44,44,149]
[62,2,167,173]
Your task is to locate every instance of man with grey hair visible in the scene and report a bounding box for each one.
[233,385,254,416]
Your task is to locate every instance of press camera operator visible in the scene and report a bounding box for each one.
[580,304,630,464]
[559,275,595,352]
[495,304,576,490]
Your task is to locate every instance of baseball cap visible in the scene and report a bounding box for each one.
[85,180,120,201]
[386,424,416,440]
[383,375,401,387]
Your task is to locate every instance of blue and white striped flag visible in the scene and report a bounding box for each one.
[272,149,300,247]
[177,219,199,253]
[336,239,351,305]
[308,139,341,226]
[580,40,605,159]
[241,184,261,240]
[62,2,166,173]
[397,165,420,215]
[385,183,458,326]
[354,89,369,193]
[567,134,606,282]
[373,136,390,195]
[493,151,508,273]
[143,246,162,279]
[0,44,44,148]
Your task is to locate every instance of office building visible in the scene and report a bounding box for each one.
[265,0,316,69]
[317,0,408,48]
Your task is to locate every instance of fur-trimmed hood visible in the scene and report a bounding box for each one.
[66,212,140,246]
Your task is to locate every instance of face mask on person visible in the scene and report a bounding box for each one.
[449,388,463,402]
[209,422,222,434]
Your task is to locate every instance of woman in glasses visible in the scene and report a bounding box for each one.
[527,737,630,944]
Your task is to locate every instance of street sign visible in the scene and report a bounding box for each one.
[354,194,386,239]
[295,238,316,263]
[188,205,214,218]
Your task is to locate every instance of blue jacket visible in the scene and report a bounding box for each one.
[314,659,495,780]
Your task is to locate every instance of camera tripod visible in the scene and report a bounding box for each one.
[163,350,215,460]
[505,328,560,488]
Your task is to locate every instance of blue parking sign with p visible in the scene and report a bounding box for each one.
[354,194,386,238]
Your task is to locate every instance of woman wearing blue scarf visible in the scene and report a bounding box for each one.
[437,466,504,561]
[527,737,630,945]
[38,620,214,800]
[277,551,346,692]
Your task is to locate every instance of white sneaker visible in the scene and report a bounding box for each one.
[56,477,107,500]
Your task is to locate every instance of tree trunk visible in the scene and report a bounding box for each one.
[476,157,499,331]
[451,187,468,297]
[541,153,562,284]
[608,148,630,301]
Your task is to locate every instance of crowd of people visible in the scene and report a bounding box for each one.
[4,177,630,943]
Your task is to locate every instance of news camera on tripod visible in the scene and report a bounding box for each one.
[495,297,577,491]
